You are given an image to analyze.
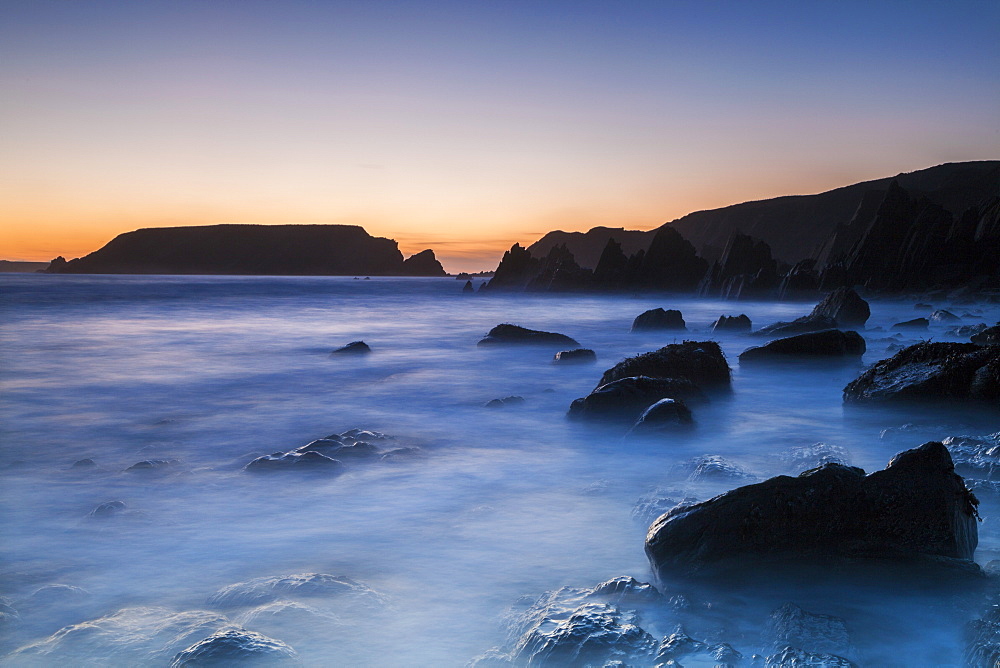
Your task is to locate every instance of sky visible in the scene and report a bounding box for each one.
[1,1,998,273]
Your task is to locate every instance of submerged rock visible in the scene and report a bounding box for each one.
[598,340,731,389]
[553,348,597,364]
[892,317,929,331]
[207,573,386,610]
[169,628,299,666]
[244,451,345,474]
[655,629,742,667]
[72,458,97,468]
[568,376,705,423]
[739,330,865,363]
[331,340,371,355]
[843,342,1000,405]
[478,324,579,347]
[631,491,699,527]
[631,308,686,332]
[780,443,850,473]
[809,287,870,328]
[88,500,127,518]
[627,398,694,434]
[124,459,175,472]
[683,455,756,483]
[484,396,525,408]
[763,603,853,657]
[930,309,962,324]
[711,314,752,333]
[944,434,1000,481]
[645,442,980,579]
[764,646,856,667]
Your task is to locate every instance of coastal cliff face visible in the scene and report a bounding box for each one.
[45,225,447,276]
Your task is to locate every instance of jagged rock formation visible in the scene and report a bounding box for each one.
[810,287,870,327]
[699,231,781,299]
[45,224,447,276]
[711,314,752,333]
[526,227,656,269]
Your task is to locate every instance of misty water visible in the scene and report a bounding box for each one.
[1,274,998,666]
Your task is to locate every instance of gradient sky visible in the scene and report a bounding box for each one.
[2,1,998,272]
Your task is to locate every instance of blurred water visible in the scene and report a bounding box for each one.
[1,274,998,665]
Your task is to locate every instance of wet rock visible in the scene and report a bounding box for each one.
[943,434,1000,481]
[554,348,597,364]
[972,325,1000,346]
[758,315,838,338]
[930,309,961,324]
[88,500,126,518]
[739,330,865,363]
[965,604,1000,668]
[296,439,380,460]
[379,446,423,461]
[683,455,755,483]
[6,607,230,665]
[236,602,344,653]
[627,399,694,434]
[598,341,731,390]
[655,629,742,667]
[712,314,752,333]
[631,491,699,527]
[645,442,980,579]
[809,287,870,328]
[72,458,96,468]
[243,451,345,474]
[843,342,1000,404]
[631,308,686,332]
[568,376,706,423]
[207,573,386,610]
[478,324,579,347]
[892,317,929,331]
[763,646,856,667]
[485,396,525,408]
[169,628,299,666]
[124,459,176,472]
[763,603,853,657]
[331,340,371,355]
[780,443,850,473]
[947,323,987,338]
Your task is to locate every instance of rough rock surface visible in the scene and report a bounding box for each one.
[763,603,853,657]
[207,573,386,610]
[739,330,865,363]
[244,451,345,473]
[764,646,857,667]
[780,443,850,474]
[809,287,870,327]
[478,324,579,347]
[711,314,752,333]
[598,341,730,389]
[331,341,371,355]
[681,455,755,483]
[485,396,525,408]
[568,376,705,423]
[630,308,686,332]
[930,309,962,324]
[843,342,1000,404]
[758,314,838,338]
[654,630,742,667]
[892,317,929,330]
[943,433,1000,481]
[626,398,694,434]
[553,348,597,364]
[645,442,980,579]
[169,628,299,666]
[965,604,1000,668]
[972,325,1000,346]
[631,491,699,527]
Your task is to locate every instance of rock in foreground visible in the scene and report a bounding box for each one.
[478,324,579,347]
[809,287,870,328]
[739,330,865,363]
[568,376,705,423]
[843,342,1000,405]
[627,398,694,434]
[598,340,730,389]
[170,628,299,666]
[630,308,686,332]
[645,442,979,579]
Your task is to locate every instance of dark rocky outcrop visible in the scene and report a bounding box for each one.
[699,231,780,299]
[553,348,596,364]
[527,227,656,270]
[484,396,525,408]
[463,280,475,293]
[645,442,980,579]
[930,309,962,324]
[626,398,694,433]
[46,224,446,276]
[763,603,854,658]
[809,287,870,327]
[711,314,752,333]
[972,325,1000,346]
[331,341,371,355]
[892,317,929,331]
[758,314,838,338]
[738,330,866,363]
[169,628,299,666]
[568,376,705,423]
[843,342,1000,404]
[478,324,579,347]
[949,323,988,338]
[598,341,731,389]
[630,308,686,332]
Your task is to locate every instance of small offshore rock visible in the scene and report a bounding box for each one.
[478,323,579,347]
[631,308,686,332]
[627,399,693,434]
[780,443,850,473]
[169,628,299,667]
[947,323,987,338]
[631,491,699,527]
[484,396,525,408]
[72,458,96,468]
[711,314,752,333]
[463,280,475,293]
[892,317,929,330]
[331,340,371,355]
[972,325,1000,346]
[553,348,597,364]
[758,314,837,338]
[598,340,731,389]
[124,459,175,472]
[684,455,755,483]
[739,330,865,363]
[809,287,870,328]
[89,500,127,518]
[568,376,705,423]
[244,451,345,474]
[930,309,962,324]
[380,446,423,461]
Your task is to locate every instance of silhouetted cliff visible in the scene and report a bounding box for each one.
[45,225,447,276]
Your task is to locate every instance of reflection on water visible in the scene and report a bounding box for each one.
[1,274,998,665]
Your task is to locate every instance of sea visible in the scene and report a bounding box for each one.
[1,274,998,666]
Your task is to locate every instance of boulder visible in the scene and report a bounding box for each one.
[72,458,96,468]
[169,628,299,666]
[645,442,980,579]
[810,287,870,327]
[892,317,929,331]
[484,396,525,408]
[568,376,705,423]
[764,647,856,667]
[553,348,596,364]
[244,451,345,473]
[630,308,686,332]
[739,330,866,363]
[930,309,962,324]
[477,324,579,347]
[654,630,742,667]
[711,314,752,333]
[626,398,693,434]
[331,341,370,355]
[598,341,731,389]
[780,443,850,474]
[683,455,755,483]
[297,439,380,460]
[972,325,1000,346]
[947,323,987,338]
[758,314,838,338]
[843,342,1000,404]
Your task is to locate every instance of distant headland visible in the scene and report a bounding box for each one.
[44,224,447,277]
